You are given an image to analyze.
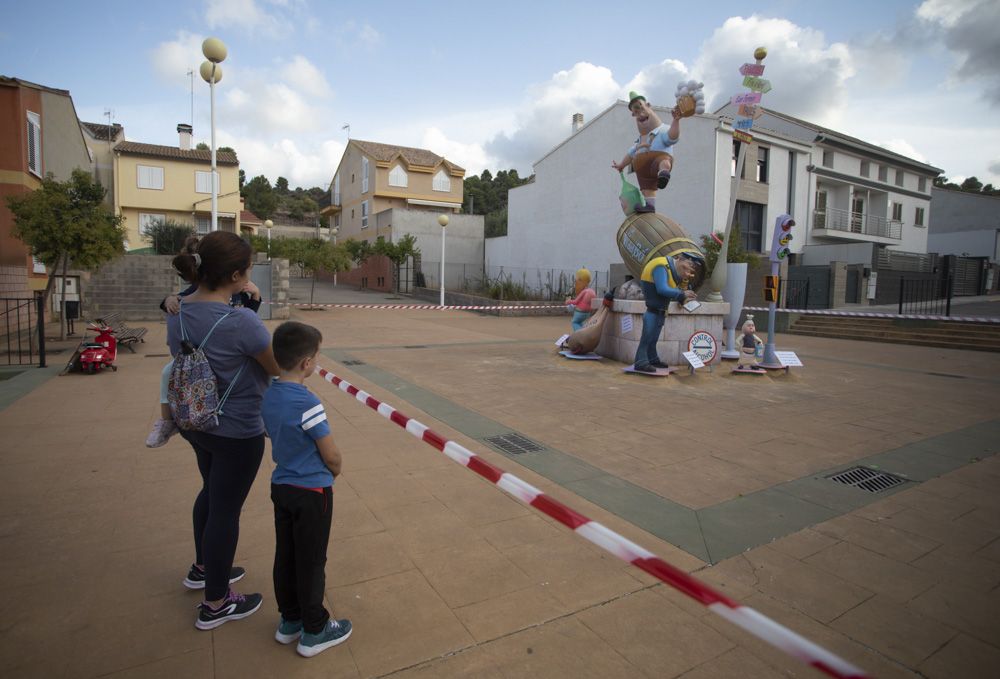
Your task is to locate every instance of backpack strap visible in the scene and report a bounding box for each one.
[216,360,247,417]
[178,300,235,348]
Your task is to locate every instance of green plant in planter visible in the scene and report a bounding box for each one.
[700,221,760,274]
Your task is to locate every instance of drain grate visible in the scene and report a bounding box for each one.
[484,433,544,455]
[341,359,366,366]
[828,466,907,493]
[403,345,428,349]
[145,354,171,358]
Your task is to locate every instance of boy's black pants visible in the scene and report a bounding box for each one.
[271,483,333,633]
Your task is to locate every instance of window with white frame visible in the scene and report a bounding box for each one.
[821,150,833,168]
[433,169,451,192]
[860,160,870,178]
[756,146,769,183]
[362,157,369,193]
[891,202,903,221]
[139,213,166,235]
[895,169,904,187]
[731,141,745,179]
[361,200,368,228]
[196,217,211,234]
[195,171,216,194]
[918,177,927,193]
[878,165,888,182]
[137,164,164,190]
[914,207,925,226]
[26,111,42,177]
[389,164,408,188]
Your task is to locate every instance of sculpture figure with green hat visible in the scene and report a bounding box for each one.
[612,82,704,215]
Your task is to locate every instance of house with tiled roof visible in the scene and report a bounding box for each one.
[113,124,241,251]
[322,139,465,242]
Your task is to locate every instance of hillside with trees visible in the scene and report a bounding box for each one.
[462,169,533,237]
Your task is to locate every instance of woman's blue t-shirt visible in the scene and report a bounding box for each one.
[166,301,271,439]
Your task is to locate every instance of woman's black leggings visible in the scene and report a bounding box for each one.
[182,430,265,601]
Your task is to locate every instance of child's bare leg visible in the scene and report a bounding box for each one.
[160,403,171,419]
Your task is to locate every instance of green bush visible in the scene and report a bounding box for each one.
[146,219,196,255]
[484,208,508,238]
[700,222,760,274]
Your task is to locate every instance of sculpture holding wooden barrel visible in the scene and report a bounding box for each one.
[617,212,707,291]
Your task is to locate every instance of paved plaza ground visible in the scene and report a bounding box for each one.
[1,282,998,678]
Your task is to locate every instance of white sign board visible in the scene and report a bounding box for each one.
[867,272,878,300]
[621,315,634,333]
[775,351,803,367]
[555,334,569,346]
[682,351,705,369]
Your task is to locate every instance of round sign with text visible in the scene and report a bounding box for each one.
[688,330,718,364]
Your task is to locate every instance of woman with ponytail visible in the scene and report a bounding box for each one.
[163,231,280,630]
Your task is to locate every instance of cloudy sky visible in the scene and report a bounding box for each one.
[3,0,998,190]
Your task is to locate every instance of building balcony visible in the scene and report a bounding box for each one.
[812,206,902,243]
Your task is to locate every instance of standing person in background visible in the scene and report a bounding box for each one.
[166,231,280,629]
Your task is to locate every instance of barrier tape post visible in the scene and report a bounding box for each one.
[315,364,870,679]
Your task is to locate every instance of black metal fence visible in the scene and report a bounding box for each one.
[898,276,953,316]
[1,295,46,367]
[781,278,811,309]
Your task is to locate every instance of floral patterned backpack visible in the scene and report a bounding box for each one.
[168,306,245,431]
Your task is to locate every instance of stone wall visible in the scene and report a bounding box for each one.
[81,255,178,321]
[596,299,728,366]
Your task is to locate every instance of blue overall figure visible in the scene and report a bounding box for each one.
[633,251,704,373]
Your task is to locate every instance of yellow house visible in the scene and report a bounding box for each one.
[322,139,465,242]
[113,125,240,251]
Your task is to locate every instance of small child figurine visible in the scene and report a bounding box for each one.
[565,268,597,332]
[737,316,766,372]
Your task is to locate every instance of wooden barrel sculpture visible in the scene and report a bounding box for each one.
[616,212,706,290]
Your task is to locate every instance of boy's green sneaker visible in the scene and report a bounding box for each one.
[296,618,352,658]
[275,617,303,644]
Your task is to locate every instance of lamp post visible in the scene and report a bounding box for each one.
[438,214,449,306]
[200,37,227,232]
[264,219,273,260]
[331,226,340,286]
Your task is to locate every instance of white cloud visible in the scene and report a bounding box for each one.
[421,128,494,176]
[916,0,1000,103]
[691,16,855,127]
[205,0,291,35]
[282,55,333,99]
[150,31,205,87]
[485,62,621,172]
[875,139,928,163]
[625,59,690,105]
[221,131,345,188]
[336,20,382,50]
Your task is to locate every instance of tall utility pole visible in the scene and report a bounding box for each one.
[187,69,194,126]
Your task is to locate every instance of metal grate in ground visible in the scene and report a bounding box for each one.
[827,466,907,493]
[341,359,366,366]
[484,433,544,455]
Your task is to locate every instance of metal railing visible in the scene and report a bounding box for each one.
[780,278,811,309]
[1,295,46,367]
[899,276,952,316]
[814,207,902,240]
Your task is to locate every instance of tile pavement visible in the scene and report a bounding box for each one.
[0,299,998,678]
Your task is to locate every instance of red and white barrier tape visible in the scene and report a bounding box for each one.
[744,306,1000,324]
[316,364,869,679]
[264,301,564,311]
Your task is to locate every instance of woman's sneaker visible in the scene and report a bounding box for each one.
[183,564,246,590]
[195,590,263,630]
[297,619,352,658]
[145,418,179,448]
[275,617,303,644]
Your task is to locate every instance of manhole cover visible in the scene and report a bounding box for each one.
[484,433,544,455]
[341,359,366,366]
[827,466,907,493]
[403,345,428,349]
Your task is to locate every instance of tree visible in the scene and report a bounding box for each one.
[146,219,195,255]
[196,142,209,150]
[6,169,126,339]
[343,238,373,267]
[373,234,421,294]
[960,176,983,193]
[238,169,246,189]
[242,174,278,220]
[699,222,759,275]
[275,176,290,195]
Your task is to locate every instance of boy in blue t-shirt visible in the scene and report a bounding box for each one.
[262,321,352,658]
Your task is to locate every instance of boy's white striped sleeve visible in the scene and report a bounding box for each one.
[301,403,327,431]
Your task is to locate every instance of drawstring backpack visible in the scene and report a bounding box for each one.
[168,304,246,431]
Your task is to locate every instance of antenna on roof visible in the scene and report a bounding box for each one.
[103,108,115,151]
[341,123,350,139]
[187,69,194,127]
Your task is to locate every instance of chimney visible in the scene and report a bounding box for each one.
[572,113,584,134]
[177,123,193,150]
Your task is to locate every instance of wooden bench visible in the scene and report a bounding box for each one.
[94,312,148,353]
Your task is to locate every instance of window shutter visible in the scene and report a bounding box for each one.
[26,112,42,176]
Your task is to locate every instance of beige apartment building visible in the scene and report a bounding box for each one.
[113,125,240,251]
[324,139,465,242]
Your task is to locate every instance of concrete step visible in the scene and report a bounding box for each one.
[789,322,1000,342]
